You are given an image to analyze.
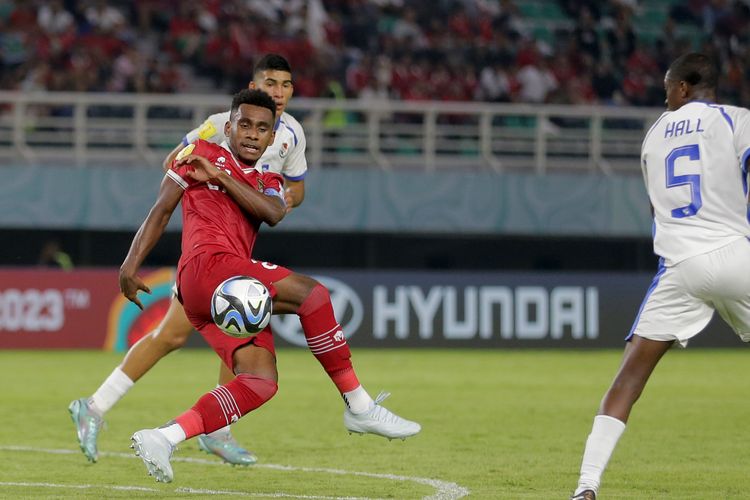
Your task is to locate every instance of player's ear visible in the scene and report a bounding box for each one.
[249,80,257,90]
[224,121,231,137]
[679,80,689,98]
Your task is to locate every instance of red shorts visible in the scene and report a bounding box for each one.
[176,252,292,370]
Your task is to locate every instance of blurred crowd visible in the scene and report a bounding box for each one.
[2,0,750,107]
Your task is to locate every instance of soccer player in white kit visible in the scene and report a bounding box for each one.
[571,53,750,500]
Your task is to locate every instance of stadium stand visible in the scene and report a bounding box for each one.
[2,0,746,107]
[0,0,743,270]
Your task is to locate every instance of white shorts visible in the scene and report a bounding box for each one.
[628,237,750,347]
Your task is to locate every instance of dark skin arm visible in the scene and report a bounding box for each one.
[178,153,286,226]
[119,175,183,309]
[284,179,305,211]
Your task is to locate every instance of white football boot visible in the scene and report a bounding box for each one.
[343,391,421,440]
[131,429,175,483]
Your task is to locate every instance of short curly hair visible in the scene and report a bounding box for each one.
[667,53,718,91]
[230,89,276,121]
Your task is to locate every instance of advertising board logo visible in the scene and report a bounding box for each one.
[104,268,175,352]
[271,276,363,347]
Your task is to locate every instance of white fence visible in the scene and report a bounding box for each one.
[0,91,663,173]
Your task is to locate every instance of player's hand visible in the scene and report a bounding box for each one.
[118,271,151,310]
[284,188,294,214]
[179,154,221,183]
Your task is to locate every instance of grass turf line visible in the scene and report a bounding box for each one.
[1,348,749,499]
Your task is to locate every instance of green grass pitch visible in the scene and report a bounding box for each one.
[2,347,750,499]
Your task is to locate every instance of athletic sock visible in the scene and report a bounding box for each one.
[204,384,233,439]
[174,374,277,439]
[89,367,134,415]
[206,426,232,439]
[342,385,374,414]
[576,415,626,495]
[158,423,186,447]
[298,284,361,394]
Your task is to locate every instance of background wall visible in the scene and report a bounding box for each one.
[1,165,651,235]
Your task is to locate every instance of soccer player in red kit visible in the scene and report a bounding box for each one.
[118,89,420,483]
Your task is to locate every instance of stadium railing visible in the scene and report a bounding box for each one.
[0,91,663,173]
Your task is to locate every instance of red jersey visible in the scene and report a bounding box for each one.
[165,139,284,268]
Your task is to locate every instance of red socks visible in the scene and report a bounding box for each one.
[298,284,360,393]
[175,374,277,438]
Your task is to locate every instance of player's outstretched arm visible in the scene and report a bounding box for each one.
[119,176,183,309]
[179,154,286,226]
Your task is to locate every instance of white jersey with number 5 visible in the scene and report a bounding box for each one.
[182,110,307,181]
[641,101,750,266]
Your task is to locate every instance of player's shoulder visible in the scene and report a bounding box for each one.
[642,110,671,146]
[278,112,306,142]
[176,138,221,160]
[687,101,749,130]
[194,111,230,142]
[713,103,750,123]
[280,111,303,130]
[206,110,231,124]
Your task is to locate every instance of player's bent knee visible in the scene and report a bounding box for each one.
[297,283,330,316]
[235,373,278,406]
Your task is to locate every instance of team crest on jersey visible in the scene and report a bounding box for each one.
[279,142,289,158]
[198,120,217,140]
[216,156,225,164]
[175,143,195,160]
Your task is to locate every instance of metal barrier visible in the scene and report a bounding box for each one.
[0,91,663,173]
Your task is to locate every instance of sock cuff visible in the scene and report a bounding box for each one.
[594,414,626,436]
[175,409,204,439]
[112,366,135,388]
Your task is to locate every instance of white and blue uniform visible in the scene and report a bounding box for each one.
[182,110,307,182]
[630,101,750,346]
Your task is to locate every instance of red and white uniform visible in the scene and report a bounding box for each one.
[167,139,291,367]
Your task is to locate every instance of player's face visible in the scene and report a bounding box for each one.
[225,104,275,165]
[250,70,294,116]
[664,70,685,111]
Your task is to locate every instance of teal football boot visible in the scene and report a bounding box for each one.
[68,398,104,462]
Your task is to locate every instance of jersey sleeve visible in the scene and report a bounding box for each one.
[165,141,208,189]
[261,172,286,205]
[281,121,308,181]
[732,107,750,170]
[182,111,230,146]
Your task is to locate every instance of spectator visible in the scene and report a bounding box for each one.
[37,0,74,35]
[38,240,74,271]
[4,0,750,110]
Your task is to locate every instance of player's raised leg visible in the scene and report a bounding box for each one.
[131,339,277,482]
[195,361,258,465]
[69,296,193,462]
[571,335,672,499]
[274,272,421,440]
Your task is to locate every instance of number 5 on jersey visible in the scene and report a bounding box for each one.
[666,144,702,218]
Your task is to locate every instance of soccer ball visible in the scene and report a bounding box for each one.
[211,276,272,338]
